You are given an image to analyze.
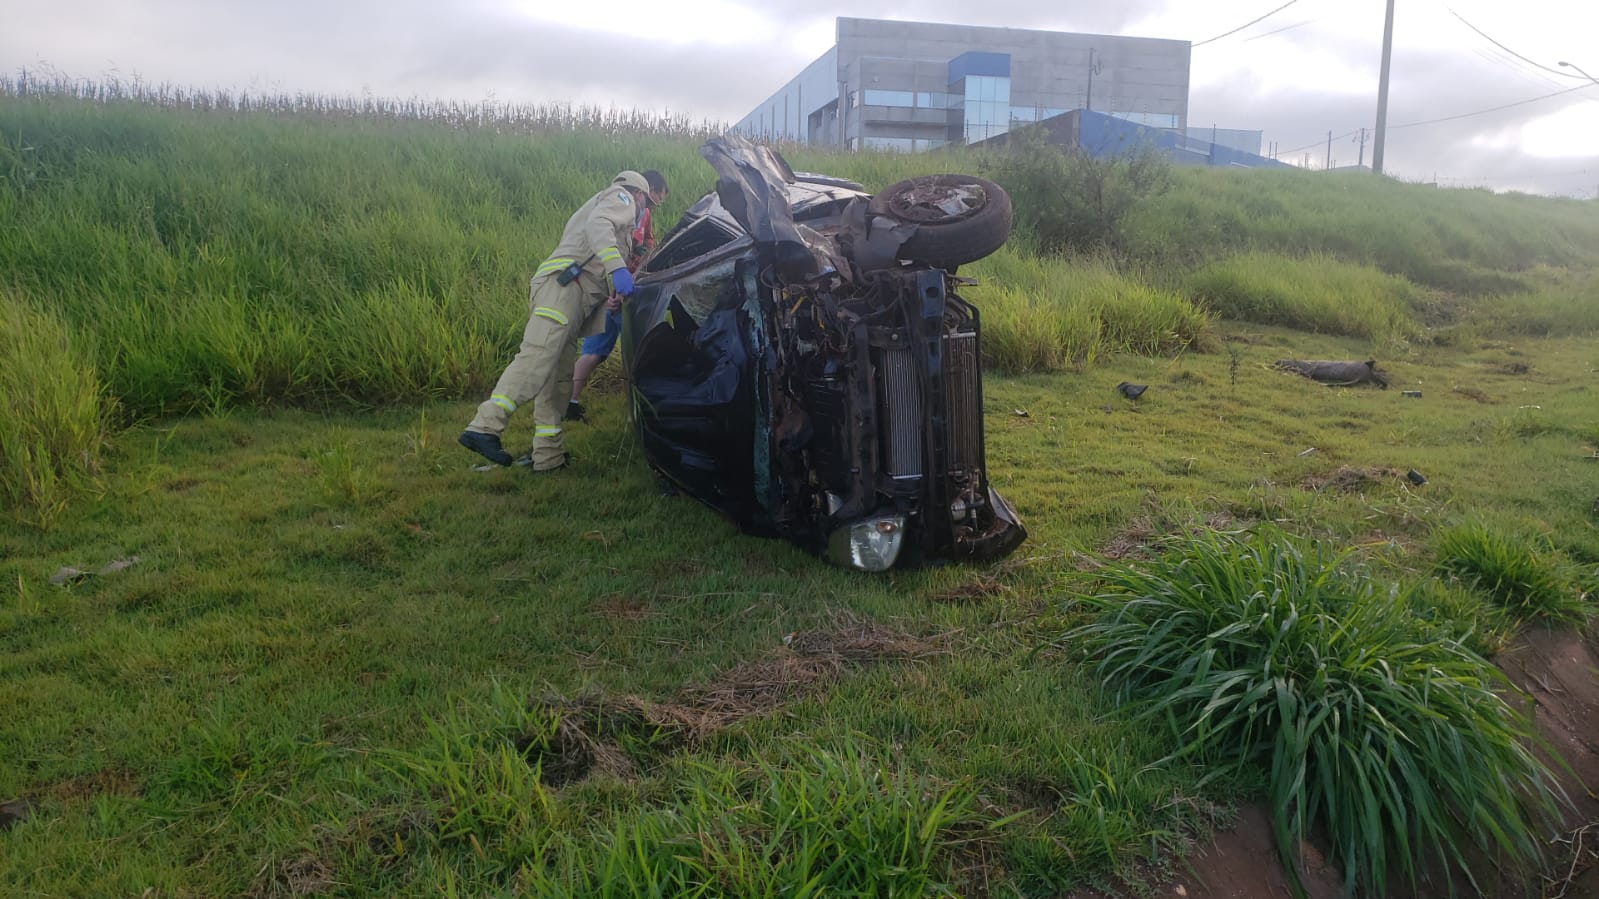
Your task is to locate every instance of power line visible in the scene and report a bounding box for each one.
[1241,19,1319,43]
[1470,47,1569,93]
[1193,0,1307,48]
[1272,80,1595,165]
[1445,8,1583,81]
[1391,82,1595,129]
[1278,127,1366,157]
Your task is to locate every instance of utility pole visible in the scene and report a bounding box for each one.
[1372,0,1396,174]
[1085,48,1100,112]
[1326,130,1332,170]
[1356,127,1367,167]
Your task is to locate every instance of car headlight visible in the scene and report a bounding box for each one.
[827,515,906,572]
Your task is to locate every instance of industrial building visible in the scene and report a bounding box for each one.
[733,17,1193,150]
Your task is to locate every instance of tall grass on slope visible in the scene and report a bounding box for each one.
[1128,166,1599,293]
[0,293,113,526]
[1464,269,1599,337]
[1187,252,1422,343]
[970,250,1212,373]
[1435,522,1592,626]
[1068,527,1560,896]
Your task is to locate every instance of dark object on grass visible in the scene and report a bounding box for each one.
[0,799,31,831]
[1407,469,1427,486]
[1401,390,1421,398]
[1275,359,1390,389]
[1116,381,1148,400]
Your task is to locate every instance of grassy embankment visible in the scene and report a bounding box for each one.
[3,84,1599,896]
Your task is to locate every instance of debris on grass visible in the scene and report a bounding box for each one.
[1274,359,1389,388]
[48,555,141,586]
[0,799,31,831]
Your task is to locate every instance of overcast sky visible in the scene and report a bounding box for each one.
[5,0,1598,197]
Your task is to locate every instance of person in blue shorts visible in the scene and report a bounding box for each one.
[566,170,668,422]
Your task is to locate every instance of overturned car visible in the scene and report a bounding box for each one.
[623,136,1025,571]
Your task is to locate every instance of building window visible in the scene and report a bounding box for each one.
[863,89,915,107]
[949,75,1011,143]
[916,92,947,109]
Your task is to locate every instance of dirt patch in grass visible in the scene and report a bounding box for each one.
[1498,361,1531,375]
[518,708,645,785]
[1299,466,1404,493]
[247,808,429,898]
[526,616,948,786]
[1487,627,1599,899]
[42,767,142,803]
[928,574,1012,605]
[1089,511,1248,565]
[249,856,334,898]
[1096,517,1161,562]
[1453,385,1496,404]
[590,595,654,621]
[1149,804,1345,899]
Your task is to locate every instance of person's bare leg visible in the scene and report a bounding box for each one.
[570,353,606,403]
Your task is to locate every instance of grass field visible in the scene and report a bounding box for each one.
[3,85,1599,896]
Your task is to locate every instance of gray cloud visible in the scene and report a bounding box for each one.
[4,1,1596,195]
[1186,29,1599,195]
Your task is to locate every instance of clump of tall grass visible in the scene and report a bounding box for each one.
[0,293,113,526]
[1435,522,1592,625]
[972,250,1212,373]
[1187,252,1421,343]
[1068,527,1560,896]
[522,740,985,897]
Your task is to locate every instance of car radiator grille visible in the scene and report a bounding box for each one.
[879,331,981,481]
[942,332,980,472]
[879,348,924,480]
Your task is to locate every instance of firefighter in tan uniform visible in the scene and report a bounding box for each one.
[459,170,650,470]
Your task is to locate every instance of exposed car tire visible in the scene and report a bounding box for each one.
[868,174,1012,267]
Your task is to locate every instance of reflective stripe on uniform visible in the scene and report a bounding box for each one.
[597,246,623,265]
[533,306,569,325]
[535,425,562,437]
[490,394,517,413]
[536,257,574,276]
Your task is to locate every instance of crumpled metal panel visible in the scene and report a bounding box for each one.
[698,135,818,281]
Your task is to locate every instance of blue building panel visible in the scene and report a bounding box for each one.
[1075,110,1289,169]
[947,51,1012,83]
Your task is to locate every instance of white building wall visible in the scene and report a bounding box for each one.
[733,47,839,143]
[734,18,1194,150]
